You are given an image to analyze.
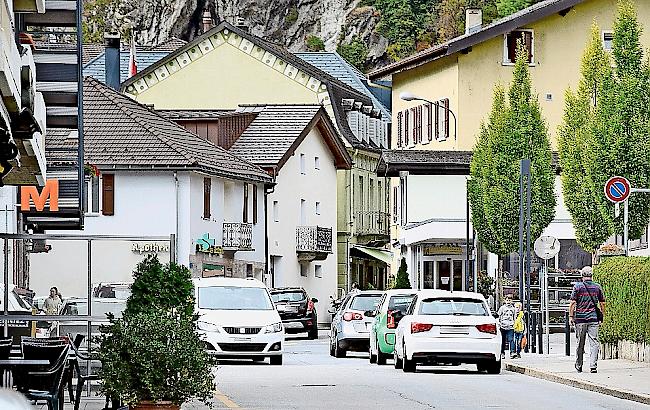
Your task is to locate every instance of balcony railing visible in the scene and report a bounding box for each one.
[296,226,332,253]
[223,222,253,250]
[354,211,390,236]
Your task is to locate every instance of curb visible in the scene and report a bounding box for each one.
[505,363,650,405]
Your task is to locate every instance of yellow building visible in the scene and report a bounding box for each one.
[370,0,640,290]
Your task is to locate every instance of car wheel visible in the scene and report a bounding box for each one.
[329,337,335,356]
[377,350,388,365]
[476,363,486,372]
[485,359,501,374]
[334,337,347,358]
[402,344,416,373]
[308,326,319,340]
[270,355,283,365]
[369,342,377,363]
[393,346,403,369]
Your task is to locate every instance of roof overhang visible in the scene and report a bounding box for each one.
[376,150,472,177]
[351,245,392,265]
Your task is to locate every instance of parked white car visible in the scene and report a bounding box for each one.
[393,290,501,374]
[194,277,284,365]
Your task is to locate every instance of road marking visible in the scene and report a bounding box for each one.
[214,387,240,408]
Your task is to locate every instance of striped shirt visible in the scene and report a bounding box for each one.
[570,280,605,323]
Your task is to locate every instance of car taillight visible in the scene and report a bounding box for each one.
[307,300,314,314]
[476,323,497,335]
[343,312,363,321]
[411,323,433,334]
[387,310,396,329]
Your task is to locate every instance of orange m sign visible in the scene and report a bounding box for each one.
[20,179,59,212]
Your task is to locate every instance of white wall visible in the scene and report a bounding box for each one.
[268,127,338,321]
[406,175,469,223]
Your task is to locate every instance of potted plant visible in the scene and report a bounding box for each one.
[84,163,100,178]
[98,255,215,409]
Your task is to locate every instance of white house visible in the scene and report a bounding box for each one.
[28,77,273,298]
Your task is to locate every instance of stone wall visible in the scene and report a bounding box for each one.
[601,341,650,363]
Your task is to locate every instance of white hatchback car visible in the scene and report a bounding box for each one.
[393,290,501,374]
[194,277,284,365]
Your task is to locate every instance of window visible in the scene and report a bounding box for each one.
[315,265,322,278]
[393,186,399,224]
[300,153,306,174]
[203,178,211,219]
[314,156,320,170]
[603,31,613,51]
[315,201,321,215]
[84,176,100,214]
[273,200,279,222]
[300,199,306,225]
[504,30,533,64]
[102,174,114,216]
[300,264,308,277]
[243,183,249,223]
[358,176,364,211]
[252,185,258,224]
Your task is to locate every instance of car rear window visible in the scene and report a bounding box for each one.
[198,286,273,310]
[271,291,306,303]
[349,295,382,312]
[388,294,415,314]
[419,298,488,316]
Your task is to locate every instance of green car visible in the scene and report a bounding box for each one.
[368,290,416,365]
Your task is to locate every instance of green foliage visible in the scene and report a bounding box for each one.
[285,7,299,26]
[305,35,325,51]
[468,43,556,256]
[593,257,650,344]
[558,24,613,252]
[477,271,495,299]
[391,258,411,289]
[337,36,369,71]
[496,0,533,18]
[99,255,215,406]
[82,0,131,44]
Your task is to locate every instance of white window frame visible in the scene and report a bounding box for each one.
[315,264,322,278]
[300,153,306,175]
[502,29,535,66]
[314,156,320,170]
[273,200,279,222]
[315,201,321,215]
[602,30,614,52]
[84,176,101,216]
[300,264,308,277]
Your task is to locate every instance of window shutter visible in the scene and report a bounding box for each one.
[524,31,533,62]
[443,98,450,140]
[427,103,433,142]
[252,185,258,224]
[243,183,249,223]
[203,178,211,219]
[102,174,114,216]
[434,101,440,140]
[404,109,410,146]
[397,111,403,147]
[411,108,417,145]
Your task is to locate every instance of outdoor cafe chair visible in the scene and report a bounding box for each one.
[68,335,102,410]
[24,345,70,410]
[0,338,12,386]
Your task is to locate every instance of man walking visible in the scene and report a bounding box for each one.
[497,296,516,359]
[569,266,605,373]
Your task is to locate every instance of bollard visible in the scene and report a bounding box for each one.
[524,311,529,353]
[565,310,571,356]
[531,312,537,353]
[537,312,544,354]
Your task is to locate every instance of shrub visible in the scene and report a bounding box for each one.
[337,36,368,71]
[593,257,650,344]
[305,35,325,51]
[391,257,411,289]
[477,271,495,300]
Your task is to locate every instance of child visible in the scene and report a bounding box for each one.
[512,302,525,359]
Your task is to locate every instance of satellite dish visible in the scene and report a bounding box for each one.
[534,236,560,260]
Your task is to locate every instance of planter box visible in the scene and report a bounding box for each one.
[601,340,650,363]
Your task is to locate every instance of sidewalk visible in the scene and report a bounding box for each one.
[504,334,650,405]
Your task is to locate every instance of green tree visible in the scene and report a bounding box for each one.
[337,36,369,71]
[391,257,411,289]
[558,24,613,253]
[496,0,533,18]
[469,43,556,256]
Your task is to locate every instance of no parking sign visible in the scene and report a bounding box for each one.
[604,176,631,203]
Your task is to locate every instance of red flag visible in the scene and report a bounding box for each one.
[129,37,137,77]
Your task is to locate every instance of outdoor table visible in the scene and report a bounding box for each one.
[0,359,50,388]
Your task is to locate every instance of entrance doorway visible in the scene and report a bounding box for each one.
[423,261,434,289]
[437,261,451,290]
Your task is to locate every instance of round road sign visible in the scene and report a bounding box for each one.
[604,176,631,203]
[534,236,561,260]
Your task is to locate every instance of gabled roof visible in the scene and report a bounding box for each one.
[228,105,352,170]
[79,77,272,183]
[84,51,171,84]
[296,52,391,121]
[369,0,584,79]
[120,21,380,151]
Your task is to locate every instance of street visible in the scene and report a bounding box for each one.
[211,332,648,410]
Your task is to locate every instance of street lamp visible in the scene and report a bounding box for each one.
[399,91,457,141]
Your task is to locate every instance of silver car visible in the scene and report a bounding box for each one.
[329,291,384,358]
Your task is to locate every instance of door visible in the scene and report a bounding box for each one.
[423,261,435,289]
[453,260,463,291]
[437,261,451,290]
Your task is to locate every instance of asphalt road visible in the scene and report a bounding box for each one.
[211,331,649,410]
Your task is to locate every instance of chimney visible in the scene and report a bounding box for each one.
[202,9,213,33]
[236,17,248,32]
[104,33,121,90]
[465,8,482,35]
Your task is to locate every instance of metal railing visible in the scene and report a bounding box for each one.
[223,222,253,250]
[296,226,332,253]
[354,210,390,236]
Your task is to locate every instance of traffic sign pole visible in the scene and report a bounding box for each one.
[624,199,629,256]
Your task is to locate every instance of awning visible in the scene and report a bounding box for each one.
[351,246,392,265]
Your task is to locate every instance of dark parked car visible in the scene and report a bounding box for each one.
[270,287,318,339]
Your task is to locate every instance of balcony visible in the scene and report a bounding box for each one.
[223,222,253,251]
[354,211,390,237]
[296,226,332,262]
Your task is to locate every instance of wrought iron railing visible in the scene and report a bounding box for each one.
[354,211,390,236]
[223,222,253,250]
[296,226,332,253]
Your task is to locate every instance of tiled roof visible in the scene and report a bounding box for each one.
[150,37,187,51]
[296,52,391,120]
[77,77,272,183]
[157,110,237,120]
[228,105,352,170]
[84,51,171,84]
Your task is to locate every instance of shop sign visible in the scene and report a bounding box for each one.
[20,179,59,211]
[196,233,223,255]
[132,242,170,254]
[423,244,463,256]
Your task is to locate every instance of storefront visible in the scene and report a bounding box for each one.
[410,242,470,291]
[349,245,392,290]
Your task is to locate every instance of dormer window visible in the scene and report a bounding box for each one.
[504,30,533,64]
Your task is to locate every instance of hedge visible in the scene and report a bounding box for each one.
[593,257,650,344]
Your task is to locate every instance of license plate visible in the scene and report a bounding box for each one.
[284,322,303,329]
[233,337,252,342]
[276,305,286,312]
[440,326,469,335]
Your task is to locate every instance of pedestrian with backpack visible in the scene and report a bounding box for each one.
[569,266,605,373]
[497,296,516,359]
[512,302,525,359]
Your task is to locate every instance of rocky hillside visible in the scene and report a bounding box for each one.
[82,0,539,72]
